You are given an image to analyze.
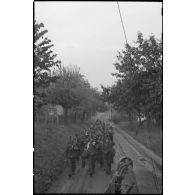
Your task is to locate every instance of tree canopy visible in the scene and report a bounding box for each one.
[34,20,61,110]
[46,65,107,122]
[101,33,162,125]
[34,20,107,123]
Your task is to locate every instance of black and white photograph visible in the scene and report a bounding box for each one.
[34,1,162,194]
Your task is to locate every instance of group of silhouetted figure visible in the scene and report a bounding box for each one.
[65,119,116,177]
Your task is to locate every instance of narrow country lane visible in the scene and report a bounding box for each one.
[48,112,162,194]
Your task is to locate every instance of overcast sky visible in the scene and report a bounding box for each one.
[35,1,162,89]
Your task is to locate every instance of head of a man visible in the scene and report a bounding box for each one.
[119,156,133,168]
[124,158,133,168]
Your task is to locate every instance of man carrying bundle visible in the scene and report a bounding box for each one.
[104,156,136,194]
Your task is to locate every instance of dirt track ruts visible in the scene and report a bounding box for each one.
[47,113,162,194]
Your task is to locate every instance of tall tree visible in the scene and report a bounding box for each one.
[34,20,61,110]
[103,33,162,125]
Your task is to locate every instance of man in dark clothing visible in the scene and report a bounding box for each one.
[102,138,116,174]
[108,126,114,142]
[88,141,96,176]
[95,138,104,168]
[65,143,77,177]
[81,145,89,168]
[72,142,80,165]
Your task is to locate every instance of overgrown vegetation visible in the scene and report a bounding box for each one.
[117,121,162,157]
[34,20,61,111]
[34,122,89,193]
[102,33,162,156]
[34,20,107,123]
[101,33,162,126]
[45,65,107,123]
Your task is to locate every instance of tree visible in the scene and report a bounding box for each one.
[46,65,106,123]
[34,20,61,110]
[46,65,81,123]
[104,33,162,125]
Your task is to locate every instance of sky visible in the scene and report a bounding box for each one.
[35,1,162,90]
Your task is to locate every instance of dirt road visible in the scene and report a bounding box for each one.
[48,112,162,194]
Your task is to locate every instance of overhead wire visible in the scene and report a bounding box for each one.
[116,2,128,45]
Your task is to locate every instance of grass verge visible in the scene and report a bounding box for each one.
[34,122,88,194]
[116,121,162,157]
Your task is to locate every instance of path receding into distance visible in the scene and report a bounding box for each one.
[48,112,162,194]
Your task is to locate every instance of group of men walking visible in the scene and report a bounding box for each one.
[65,119,116,177]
